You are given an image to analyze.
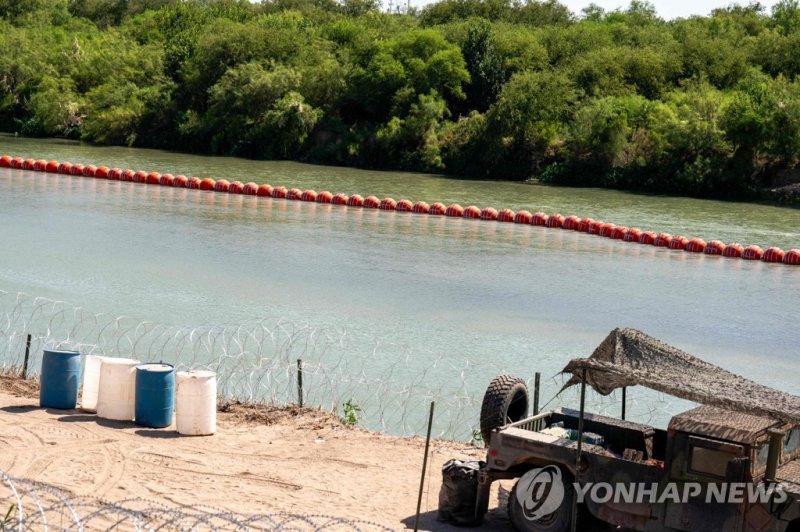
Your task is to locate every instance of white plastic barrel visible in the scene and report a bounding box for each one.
[81,354,108,412]
[96,358,141,421]
[175,370,217,436]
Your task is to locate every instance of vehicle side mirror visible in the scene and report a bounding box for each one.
[726,457,750,483]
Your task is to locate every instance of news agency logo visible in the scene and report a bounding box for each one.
[516,467,791,522]
[516,466,565,521]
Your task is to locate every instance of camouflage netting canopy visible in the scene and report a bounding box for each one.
[561,328,800,425]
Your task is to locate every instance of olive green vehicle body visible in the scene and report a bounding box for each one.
[476,406,800,531]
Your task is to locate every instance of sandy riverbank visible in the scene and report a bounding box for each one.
[0,374,511,530]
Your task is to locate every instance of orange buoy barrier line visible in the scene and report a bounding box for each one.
[3,153,799,267]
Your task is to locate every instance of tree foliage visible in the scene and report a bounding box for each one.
[2,0,800,198]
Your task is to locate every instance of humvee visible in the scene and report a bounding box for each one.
[472,329,800,531]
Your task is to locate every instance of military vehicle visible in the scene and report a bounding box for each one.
[473,328,800,531]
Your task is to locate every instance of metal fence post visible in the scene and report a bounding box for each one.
[22,334,32,379]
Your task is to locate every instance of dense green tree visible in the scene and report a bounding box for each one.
[1,0,800,200]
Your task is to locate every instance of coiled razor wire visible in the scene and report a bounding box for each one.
[0,470,393,531]
[0,290,690,441]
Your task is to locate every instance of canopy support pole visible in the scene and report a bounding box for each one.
[621,386,626,420]
[570,369,587,532]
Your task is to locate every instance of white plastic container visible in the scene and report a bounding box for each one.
[81,354,108,412]
[96,358,141,421]
[175,370,217,436]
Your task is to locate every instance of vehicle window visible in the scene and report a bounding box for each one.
[785,429,800,457]
[753,442,770,472]
[690,446,736,478]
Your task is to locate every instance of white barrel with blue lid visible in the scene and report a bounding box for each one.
[96,357,140,421]
[175,370,216,436]
[135,363,175,428]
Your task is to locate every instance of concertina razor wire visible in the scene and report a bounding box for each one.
[0,469,394,531]
[0,290,690,441]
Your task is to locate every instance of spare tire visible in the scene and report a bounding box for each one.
[480,375,529,446]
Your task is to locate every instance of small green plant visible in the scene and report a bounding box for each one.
[1,504,15,531]
[471,427,484,447]
[340,399,362,426]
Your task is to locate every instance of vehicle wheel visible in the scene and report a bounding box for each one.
[479,375,528,446]
[508,467,574,532]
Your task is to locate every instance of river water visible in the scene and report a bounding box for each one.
[1,134,798,437]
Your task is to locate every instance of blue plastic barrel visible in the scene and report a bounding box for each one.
[135,364,175,428]
[39,349,81,409]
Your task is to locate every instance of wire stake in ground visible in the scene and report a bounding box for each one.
[414,401,435,532]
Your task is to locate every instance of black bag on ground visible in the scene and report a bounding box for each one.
[437,459,484,526]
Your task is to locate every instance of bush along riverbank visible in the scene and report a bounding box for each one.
[2,0,800,203]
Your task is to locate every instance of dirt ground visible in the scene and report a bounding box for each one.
[0,374,512,530]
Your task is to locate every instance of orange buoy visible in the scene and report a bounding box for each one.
[229,181,244,194]
[145,172,161,185]
[587,221,603,235]
[546,213,564,228]
[463,205,481,219]
[214,179,231,192]
[480,207,498,220]
[685,238,707,253]
[95,166,109,179]
[58,162,73,174]
[121,169,134,182]
[514,210,533,224]
[577,217,593,232]
[722,243,743,258]
[783,249,800,265]
[243,182,259,195]
[623,228,642,242]
[45,160,59,173]
[430,202,447,215]
[173,175,188,188]
[0,155,10,167]
[668,236,689,250]
[301,189,317,201]
[257,184,274,197]
[653,233,672,247]
[23,159,36,170]
[742,245,764,260]
[599,223,617,238]
[531,212,548,226]
[763,247,785,263]
[286,188,302,200]
[347,194,365,207]
[363,195,381,208]
[10,157,23,168]
[83,165,97,177]
[610,226,628,239]
[199,178,215,190]
[498,209,515,222]
[159,173,174,186]
[412,201,430,213]
[562,215,580,230]
[33,159,46,171]
[331,193,349,205]
[71,163,84,175]
[638,231,657,245]
[132,170,146,183]
[272,186,288,199]
[704,240,725,255]
[445,203,464,217]
[316,190,333,203]
[396,199,413,211]
[108,168,121,180]
[380,197,397,210]
[186,177,201,189]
